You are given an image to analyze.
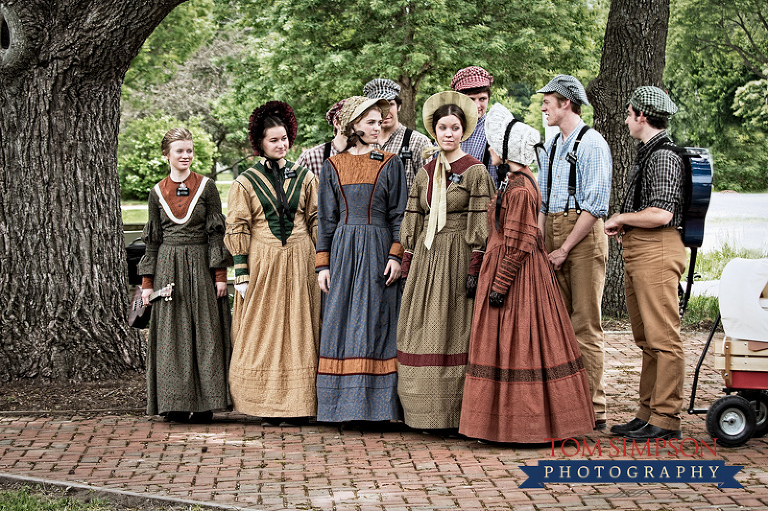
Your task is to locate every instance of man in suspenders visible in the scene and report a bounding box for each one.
[296,99,347,176]
[449,66,499,185]
[605,87,685,440]
[363,78,431,192]
[536,74,613,430]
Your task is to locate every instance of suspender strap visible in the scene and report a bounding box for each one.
[482,142,491,168]
[544,125,590,216]
[323,141,332,161]
[401,128,413,154]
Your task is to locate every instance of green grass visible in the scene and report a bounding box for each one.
[681,242,768,326]
[0,487,112,511]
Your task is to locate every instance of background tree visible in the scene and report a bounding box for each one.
[666,0,768,192]
[0,0,186,382]
[244,0,605,148]
[588,0,671,316]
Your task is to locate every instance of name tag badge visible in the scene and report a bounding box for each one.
[565,151,578,165]
[448,172,463,184]
[399,147,413,160]
[284,169,297,179]
[370,151,384,161]
[176,185,190,197]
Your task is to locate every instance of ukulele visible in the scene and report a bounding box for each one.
[127,283,175,329]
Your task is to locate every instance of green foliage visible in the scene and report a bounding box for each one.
[123,0,216,94]
[666,0,768,192]
[241,0,606,148]
[118,116,218,201]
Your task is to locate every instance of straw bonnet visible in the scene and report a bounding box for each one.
[484,103,541,166]
[422,91,478,143]
[336,96,390,132]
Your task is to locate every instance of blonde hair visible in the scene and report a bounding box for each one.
[161,128,194,155]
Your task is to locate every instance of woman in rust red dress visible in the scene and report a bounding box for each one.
[459,104,594,443]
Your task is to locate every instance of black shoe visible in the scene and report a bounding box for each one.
[164,411,191,423]
[189,411,213,424]
[610,418,647,436]
[594,419,607,431]
[623,423,682,440]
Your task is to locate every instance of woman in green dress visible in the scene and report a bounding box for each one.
[139,127,233,423]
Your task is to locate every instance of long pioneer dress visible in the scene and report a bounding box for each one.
[225,159,321,418]
[139,172,233,417]
[459,167,595,443]
[315,150,407,422]
[397,155,495,429]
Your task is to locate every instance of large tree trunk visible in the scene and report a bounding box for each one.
[0,0,186,382]
[588,0,670,317]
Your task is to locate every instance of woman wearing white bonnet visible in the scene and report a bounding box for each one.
[458,103,596,443]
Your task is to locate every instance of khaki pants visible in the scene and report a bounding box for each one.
[623,227,686,430]
[545,211,608,421]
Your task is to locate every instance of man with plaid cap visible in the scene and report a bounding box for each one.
[363,78,431,191]
[449,66,499,184]
[296,99,347,177]
[537,74,612,431]
[605,86,685,440]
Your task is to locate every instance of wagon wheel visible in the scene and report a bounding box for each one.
[706,395,756,447]
[738,390,768,438]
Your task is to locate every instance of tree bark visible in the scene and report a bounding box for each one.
[0,0,186,382]
[588,0,670,317]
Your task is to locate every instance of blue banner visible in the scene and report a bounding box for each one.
[519,460,742,488]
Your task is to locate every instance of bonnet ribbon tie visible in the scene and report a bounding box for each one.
[422,146,450,250]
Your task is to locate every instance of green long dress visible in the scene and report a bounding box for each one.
[138,174,233,416]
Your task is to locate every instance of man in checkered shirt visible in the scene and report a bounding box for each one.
[449,66,499,185]
[605,86,686,441]
[537,74,612,432]
[296,99,347,177]
[363,78,431,192]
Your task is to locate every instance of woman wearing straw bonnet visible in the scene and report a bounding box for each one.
[225,101,321,423]
[459,103,594,443]
[315,96,408,423]
[397,91,495,430]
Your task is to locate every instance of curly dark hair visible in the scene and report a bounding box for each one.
[248,101,298,155]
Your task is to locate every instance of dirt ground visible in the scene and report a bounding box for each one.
[0,319,715,414]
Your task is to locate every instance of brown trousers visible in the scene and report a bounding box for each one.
[545,211,608,420]
[622,227,687,430]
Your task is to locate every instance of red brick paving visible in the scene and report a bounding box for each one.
[1,331,767,510]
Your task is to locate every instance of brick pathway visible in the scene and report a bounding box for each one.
[2,331,767,510]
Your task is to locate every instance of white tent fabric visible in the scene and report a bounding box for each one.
[719,258,768,342]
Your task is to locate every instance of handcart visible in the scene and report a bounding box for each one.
[688,258,768,447]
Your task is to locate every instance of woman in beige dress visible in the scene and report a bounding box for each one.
[225,101,320,423]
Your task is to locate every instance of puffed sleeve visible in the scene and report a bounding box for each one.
[205,180,233,273]
[385,155,407,262]
[400,167,426,255]
[465,165,495,276]
[304,171,319,246]
[315,159,339,271]
[137,188,162,285]
[224,178,253,284]
[491,179,539,295]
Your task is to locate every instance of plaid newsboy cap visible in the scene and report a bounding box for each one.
[627,86,678,118]
[363,78,401,101]
[537,74,590,106]
[325,99,346,126]
[450,66,493,92]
